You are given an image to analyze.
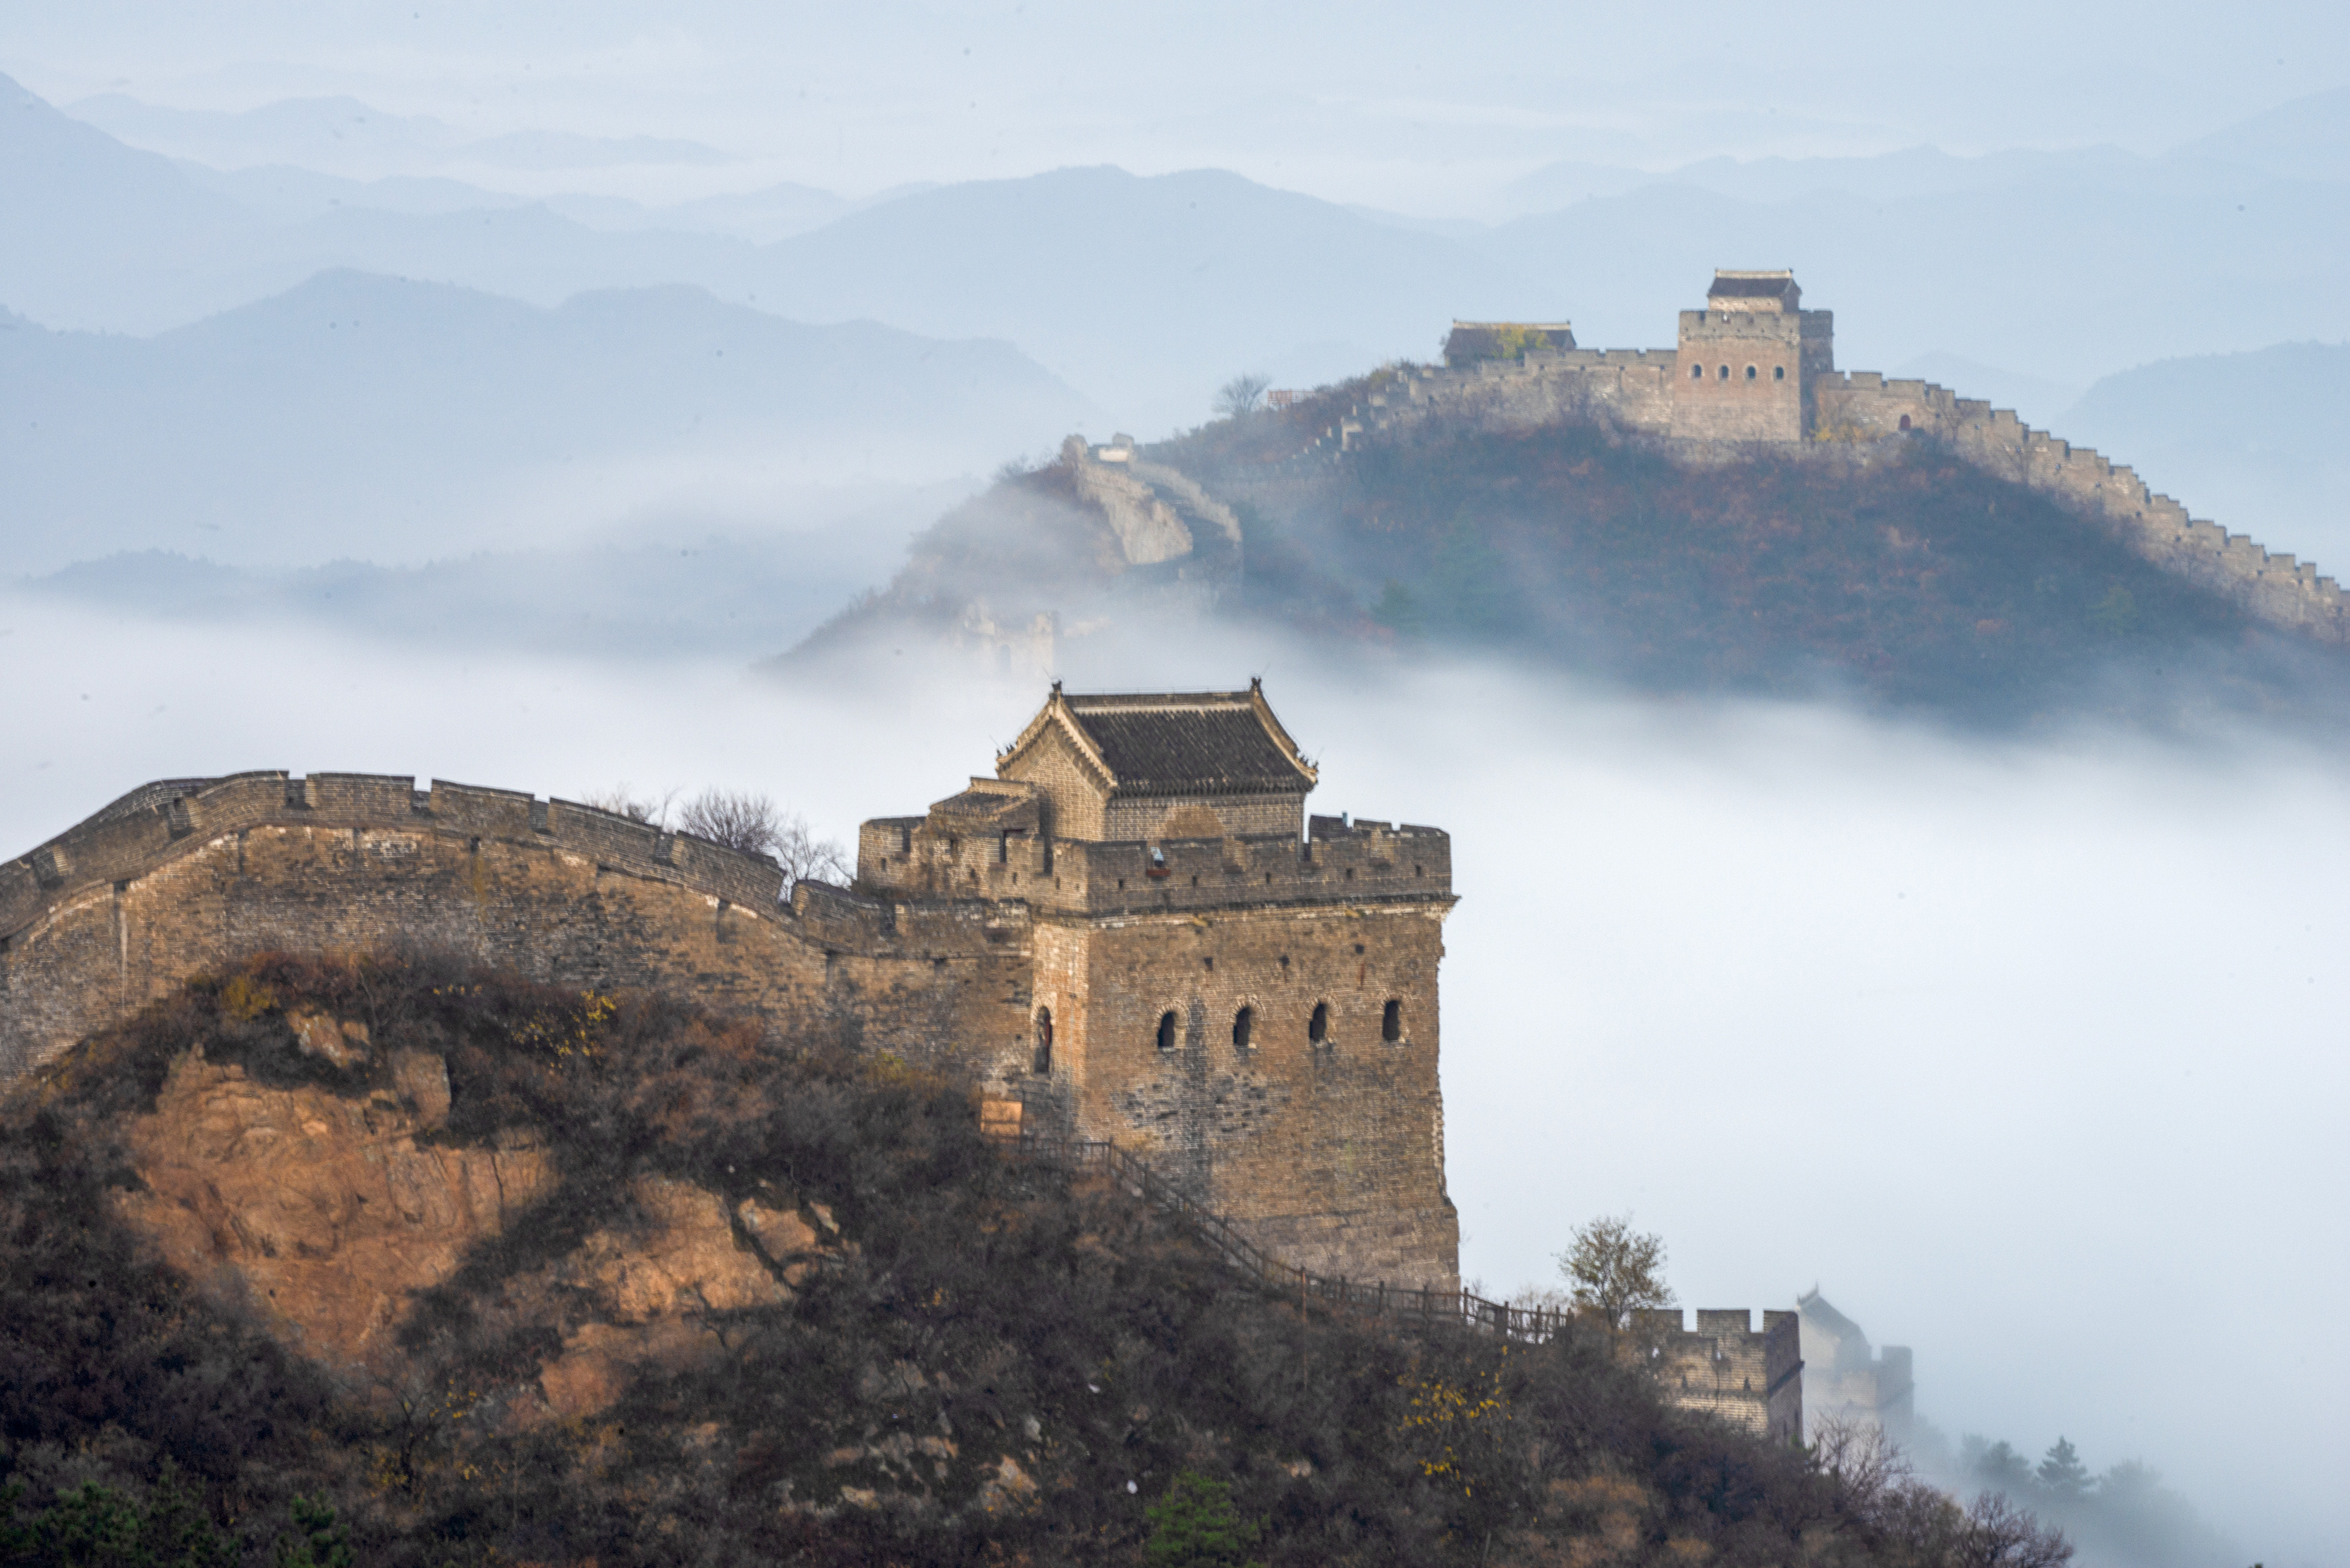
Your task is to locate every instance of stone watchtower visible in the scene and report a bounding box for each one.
[1671,269,1835,443]
[856,681,1462,1290]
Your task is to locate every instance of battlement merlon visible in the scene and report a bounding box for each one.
[1,771,790,945]
[856,808,1454,917]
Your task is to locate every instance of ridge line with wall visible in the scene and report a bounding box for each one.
[1256,277,2346,644]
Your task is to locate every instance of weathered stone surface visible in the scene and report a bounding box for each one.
[573,1176,788,1321]
[538,1318,716,1421]
[287,1007,369,1069]
[388,1048,451,1127]
[118,1048,551,1367]
[4,682,1466,1295]
[736,1195,820,1276]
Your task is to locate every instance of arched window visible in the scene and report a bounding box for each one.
[1308,1002,1330,1045]
[1232,1005,1254,1052]
[1689,363,1703,380]
[1899,414,1912,431]
[1382,998,1403,1043]
[1033,1007,1053,1075]
[1744,365,1757,381]
[1773,365,1786,381]
[1156,1010,1177,1053]
[1718,364,1730,381]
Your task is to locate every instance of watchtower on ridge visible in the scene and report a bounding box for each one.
[1672,269,1835,443]
[855,680,1461,1290]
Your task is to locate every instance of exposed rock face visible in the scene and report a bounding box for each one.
[286,1007,370,1070]
[116,1035,813,1420]
[534,1177,797,1419]
[574,1177,790,1321]
[119,1043,551,1367]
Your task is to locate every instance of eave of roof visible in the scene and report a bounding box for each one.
[997,682,1317,799]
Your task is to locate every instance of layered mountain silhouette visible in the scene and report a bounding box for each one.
[0,270,1090,572]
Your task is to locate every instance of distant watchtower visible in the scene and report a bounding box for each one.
[1672,270,1835,443]
[856,680,1462,1290]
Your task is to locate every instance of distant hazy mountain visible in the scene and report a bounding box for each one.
[2057,342,2350,572]
[27,477,972,661]
[0,270,1094,572]
[742,165,1544,429]
[2168,86,2350,184]
[1467,175,2348,393]
[180,162,538,223]
[67,90,733,179]
[13,68,2350,450]
[0,73,274,331]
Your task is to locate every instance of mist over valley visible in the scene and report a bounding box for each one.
[2,13,2346,1564]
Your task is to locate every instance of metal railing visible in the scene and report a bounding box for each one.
[1003,1134,1574,1344]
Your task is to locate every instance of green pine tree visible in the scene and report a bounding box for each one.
[1142,1471,1263,1568]
[2037,1436,2091,1499]
[271,1496,354,1568]
[32,1481,144,1567]
[138,1462,231,1568]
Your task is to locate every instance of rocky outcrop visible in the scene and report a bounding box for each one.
[534,1176,806,1419]
[116,1025,833,1421]
[120,1041,553,1368]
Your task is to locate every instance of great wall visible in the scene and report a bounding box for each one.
[1267,269,2348,646]
[0,687,1462,1295]
[8,274,2156,1450]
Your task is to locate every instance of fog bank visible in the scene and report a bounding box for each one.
[0,596,2338,1562]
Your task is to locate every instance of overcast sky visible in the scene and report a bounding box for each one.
[7,0,2346,209]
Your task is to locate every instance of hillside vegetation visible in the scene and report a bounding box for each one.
[3,953,2049,1567]
[805,385,2350,730]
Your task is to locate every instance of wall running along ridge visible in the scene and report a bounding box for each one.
[1632,1309,1805,1443]
[3,770,1464,1292]
[0,772,1031,1092]
[1274,321,2348,645]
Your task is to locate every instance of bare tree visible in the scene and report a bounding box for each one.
[581,784,675,827]
[1557,1213,1673,1331]
[1960,1491,2074,1568]
[772,813,853,890]
[678,788,783,856]
[1213,372,1272,419]
[675,788,851,890]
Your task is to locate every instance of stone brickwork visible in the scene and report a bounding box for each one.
[1797,1289,1914,1440]
[857,686,1461,1290]
[1634,1308,1805,1443]
[0,771,1032,1092]
[1,687,1464,1292]
[1273,269,2349,644]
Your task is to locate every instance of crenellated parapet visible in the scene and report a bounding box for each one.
[0,772,787,948]
[859,806,1452,918]
[1260,270,2349,644]
[1810,368,2350,640]
[0,682,1463,1294]
[0,771,1036,1087]
[1633,1308,1805,1443]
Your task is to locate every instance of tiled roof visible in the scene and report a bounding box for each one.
[1708,274,1799,302]
[1051,689,1316,797]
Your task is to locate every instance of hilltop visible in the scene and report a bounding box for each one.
[0,952,2030,1567]
[790,385,2350,731]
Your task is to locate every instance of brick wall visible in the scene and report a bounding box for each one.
[5,771,1464,1292]
[1634,1309,1805,1443]
[1041,898,1457,1289]
[1671,310,1808,443]
[0,773,1027,1088]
